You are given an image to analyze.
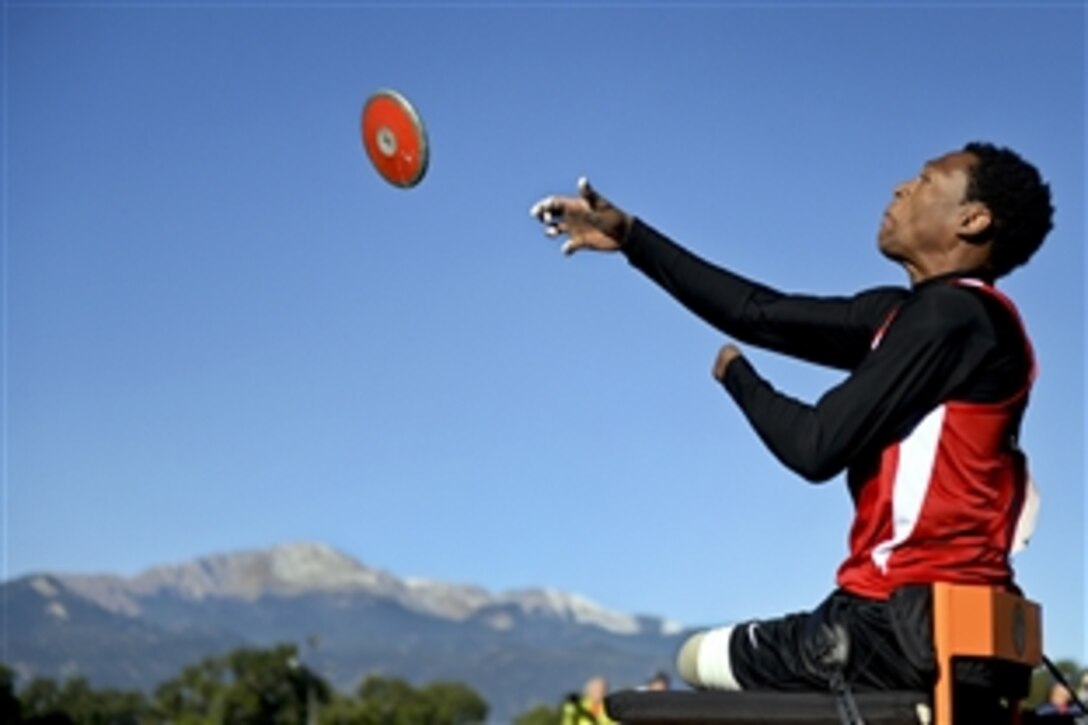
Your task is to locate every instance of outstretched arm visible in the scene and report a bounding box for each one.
[622,218,903,370]
[712,288,996,482]
[529,179,904,370]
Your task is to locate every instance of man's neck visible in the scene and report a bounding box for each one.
[904,259,993,287]
[905,242,993,286]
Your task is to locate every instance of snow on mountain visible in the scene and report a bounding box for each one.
[45,541,680,636]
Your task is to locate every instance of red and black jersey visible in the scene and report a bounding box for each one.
[621,219,1035,599]
[836,279,1034,597]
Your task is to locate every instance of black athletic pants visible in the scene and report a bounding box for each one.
[728,588,936,692]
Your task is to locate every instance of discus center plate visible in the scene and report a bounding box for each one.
[376,126,397,157]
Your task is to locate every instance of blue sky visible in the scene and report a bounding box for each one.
[3,2,1085,663]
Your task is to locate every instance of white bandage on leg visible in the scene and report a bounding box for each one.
[676,626,741,690]
[676,632,706,686]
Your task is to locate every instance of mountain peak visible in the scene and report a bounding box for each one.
[492,588,641,635]
[32,542,682,637]
[264,541,385,589]
[122,541,402,601]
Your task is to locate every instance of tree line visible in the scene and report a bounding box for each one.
[2,644,1080,723]
[0,643,512,724]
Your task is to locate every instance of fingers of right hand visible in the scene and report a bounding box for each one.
[578,176,599,208]
[530,197,555,222]
[530,196,575,223]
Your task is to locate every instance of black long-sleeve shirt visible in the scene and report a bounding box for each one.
[621,218,1031,483]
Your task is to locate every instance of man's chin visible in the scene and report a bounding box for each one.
[877,239,893,260]
[877,235,903,262]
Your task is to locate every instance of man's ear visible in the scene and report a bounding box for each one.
[959,201,993,242]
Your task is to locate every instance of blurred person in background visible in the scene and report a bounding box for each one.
[562,676,615,725]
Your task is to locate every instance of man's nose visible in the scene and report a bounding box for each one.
[893,180,912,199]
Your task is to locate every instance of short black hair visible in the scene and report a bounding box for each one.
[961,142,1054,278]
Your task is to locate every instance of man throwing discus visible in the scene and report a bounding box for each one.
[529,143,1053,693]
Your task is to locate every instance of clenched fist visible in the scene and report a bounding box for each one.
[713,344,743,382]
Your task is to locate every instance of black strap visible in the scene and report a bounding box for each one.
[1042,655,1088,715]
[830,668,867,725]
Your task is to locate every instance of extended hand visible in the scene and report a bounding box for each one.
[529,177,631,255]
[712,344,743,382]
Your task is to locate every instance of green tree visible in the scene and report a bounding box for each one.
[356,675,433,724]
[322,675,489,725]
[88,688,153,725]
[154,643,330,724]
[222,645,330,723]
[1,664,22,723]
[513,703,561,725]
[18,675,151,724]
[315,692,364,725]
[18,676,68,723]
[419,681,488,724]
[49,678,95,723]
[154,654,230,724]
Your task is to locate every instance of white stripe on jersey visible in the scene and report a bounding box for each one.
[871,405,946,573]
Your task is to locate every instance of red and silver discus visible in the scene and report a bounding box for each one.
[361,89,429,188]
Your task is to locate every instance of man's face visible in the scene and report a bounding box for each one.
[585,678,607,701]
[878,151,977,263]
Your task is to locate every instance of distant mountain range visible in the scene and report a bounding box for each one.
[3,542,689,721]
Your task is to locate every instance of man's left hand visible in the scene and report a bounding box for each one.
[713,344,743,382]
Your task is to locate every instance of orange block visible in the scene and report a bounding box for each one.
[931,582,1042,725]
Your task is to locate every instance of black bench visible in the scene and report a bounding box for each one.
[604,690,930,724]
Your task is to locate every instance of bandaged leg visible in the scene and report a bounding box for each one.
[676,625,742,690]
